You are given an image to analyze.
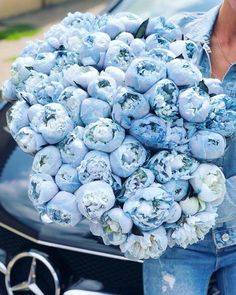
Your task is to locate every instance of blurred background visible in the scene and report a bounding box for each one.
[0,0,110,86]
[0,0,221,89]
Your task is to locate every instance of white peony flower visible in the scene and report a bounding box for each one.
[120,226,168,260]
[190,163,226,204]
[180,197,200,216]
[169,211,217,248]
[63,64,99,89]
[90,208,133,245]
[75,181,115,222]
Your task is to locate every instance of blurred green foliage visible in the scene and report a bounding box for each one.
[5,55,18,62]
[0,24,40,40]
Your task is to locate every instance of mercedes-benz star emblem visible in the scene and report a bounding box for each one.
[5,250,61,295]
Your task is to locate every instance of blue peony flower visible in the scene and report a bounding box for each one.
[90,207,133,245]
[203,78,224,96]
[77,150,120,190]
[148,150,199,183]
[190,163,226,204]
[52,50,80,73]
[168,210,217,248]
[75,181,115,222]
[96,14,125,39]
[28,104,44,128]
[116,32,134,45]
[110,136,147,178]
[102,66,125,87]
[178,87,210,123]
[55,164,81,193]
[56,86,88,126]
[125,57,166,93]
[32,145,62,176]
[115,12,143,34]
[45,24,69,49]
[2,79,17,102]
[123,183,174,231]
[145,34,170,51]
[167,59,202,87]
[146,16,182,42]
[58,126,88,167]
[83,118,125,153]
[63,64,99,89]
[33,52,56,74]
[112,87,150,129]
[165,120,189,152]
[163,179,189,202]
[104,40,134,71]
[130,39,146,57]
[28,173,58,205]
[189,130,226,160]
[14,126,46,154]
[10,56,34,86]
[6,100,29,136]
[165,202,182,223]
[80,98,111,126]
[145,78,179,120]
[79,32,111,68]
[169,40,200,63]
[200,94,236,137]
[62,11,97,31]
[118,167,155,203]
[36,103,74,144]
[129,114,167,149]
[46,191,82,226]
[146,48,175,63]
[87,74,117,105]
[21,40,54,58]
[179,197,204,216]
[19,71,64,105]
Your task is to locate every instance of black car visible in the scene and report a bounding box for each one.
[0,0,220,294]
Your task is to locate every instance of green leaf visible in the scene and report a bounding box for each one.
[176,54,184,59]
[131,224,144,236]
[134,18,149,39]
[198,80,209,94]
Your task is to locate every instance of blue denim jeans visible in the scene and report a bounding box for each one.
[143,230,236,295]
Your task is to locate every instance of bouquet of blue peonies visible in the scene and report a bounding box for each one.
[3,11,236,260]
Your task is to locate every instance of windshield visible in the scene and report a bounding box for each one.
[112,0,221,18]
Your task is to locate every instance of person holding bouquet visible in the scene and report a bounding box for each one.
[143,1,236,294]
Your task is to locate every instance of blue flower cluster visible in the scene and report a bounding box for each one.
[3,11,236,260]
